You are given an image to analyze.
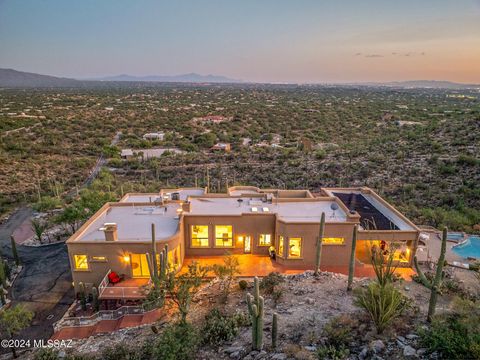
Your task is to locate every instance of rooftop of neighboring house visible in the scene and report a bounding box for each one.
[71,202,182,243]
[120,188,207,203]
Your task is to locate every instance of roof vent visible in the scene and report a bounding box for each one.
[330,203,339,218]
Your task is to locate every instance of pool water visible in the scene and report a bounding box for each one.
[453,236,480,259]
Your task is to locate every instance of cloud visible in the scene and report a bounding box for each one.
[364,54,384,58]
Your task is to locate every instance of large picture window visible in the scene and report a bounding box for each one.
[215,225,233,247]
[278,236,285,258]
[288,238,302,258]
[259,234,272,246]
[191,225,209,247]
[74,254,89,270]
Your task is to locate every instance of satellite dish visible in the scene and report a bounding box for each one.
[330,202,339,218]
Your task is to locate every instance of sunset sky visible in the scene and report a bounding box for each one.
[0,0,479,83]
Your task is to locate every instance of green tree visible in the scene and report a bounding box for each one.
[0,305,34,358]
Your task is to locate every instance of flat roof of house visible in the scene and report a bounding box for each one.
[120,193,162,203]
[75,203,181,242]
[161,188,206,201]
[187,197,347,223]
[120,188,206,203]
[324,188,416,231]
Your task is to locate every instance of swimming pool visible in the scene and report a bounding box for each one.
[453,235,480,259]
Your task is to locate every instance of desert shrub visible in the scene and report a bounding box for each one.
[260,272,284,295]
[238,279,248,290]
[34,348,94,360]
[153,322,199,360]
[201,308,249,345]
[283,344,315,360]
[419,298,480,359]
[354,282,410,334]
[33,196,62,212]
[101,342,150,360]
[316,345,349,360]
[322,315,357,348]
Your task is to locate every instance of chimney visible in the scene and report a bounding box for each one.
[102,223,118,241]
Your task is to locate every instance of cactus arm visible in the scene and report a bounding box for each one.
[347,225,358,291]
[315,212,325,275]
[413,256,433,289]
[256,296,264,350]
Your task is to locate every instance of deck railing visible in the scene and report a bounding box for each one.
[98,269,152,299]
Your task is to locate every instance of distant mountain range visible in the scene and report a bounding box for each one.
[92,73,242,83]
[0,68,478,89]
[358,80,480,89]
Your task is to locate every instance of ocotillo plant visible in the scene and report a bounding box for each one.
[347,225,358,291]
[271,312,278,350]
[78,282,87,311]
[10,236,20,266]
[414,227,448,322]
[92,286,100,312]
[246,276,264,350]
[151,223,159,279]
[314,212,325,276]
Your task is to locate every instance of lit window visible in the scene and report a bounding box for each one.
[215,225,233,247]
[288,238,302,258]
[259,234,272,246]
[74,255,89,270]
[91,256,107,262]
[278,236,285,258]
[191,225,209,247]
[323,237,345,245]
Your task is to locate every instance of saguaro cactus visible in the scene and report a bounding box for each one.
[78,282,87,311]
[247,276,264,350]
[315,212,326,276]
[0,260,6,288]
[92,286,100,312]
[414,227,448,322]
[0,285,5,305]
[151,223,159,279]
[10,236,20,266]
[271,312,278,350]
[347,225,358,291]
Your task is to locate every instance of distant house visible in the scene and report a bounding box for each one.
[143,132,165,141]
[211,143,231,153]
[241,138,251,146]
[105,107,114,111]
[192,115,232,124]
[120,149,134,159]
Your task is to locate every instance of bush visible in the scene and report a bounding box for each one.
[238,279,248,290]
[260,272,284,295]
[33,196,62,212]
[316,344,349,360]
[354,282,409,334]
[322,315,358,349]
[201,308,249,346]
[419,298,480,359]
[101,342,152,360]
[153,322,199,360]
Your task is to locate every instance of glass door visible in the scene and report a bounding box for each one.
[130,254,151,278]
[244,235,251,253]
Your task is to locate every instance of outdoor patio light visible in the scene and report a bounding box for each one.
[123,255,130,262]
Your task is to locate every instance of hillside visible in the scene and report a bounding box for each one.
[0,68,81,88]
[93,72,242,83]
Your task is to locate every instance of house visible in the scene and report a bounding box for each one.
[66,186,420,299]
[120,149,134,159]
[143,132,165,141]
[211,143,231,152]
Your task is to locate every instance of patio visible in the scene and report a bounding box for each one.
[98,277,150,300]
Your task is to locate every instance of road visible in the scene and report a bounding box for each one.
[0,208,73,351]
